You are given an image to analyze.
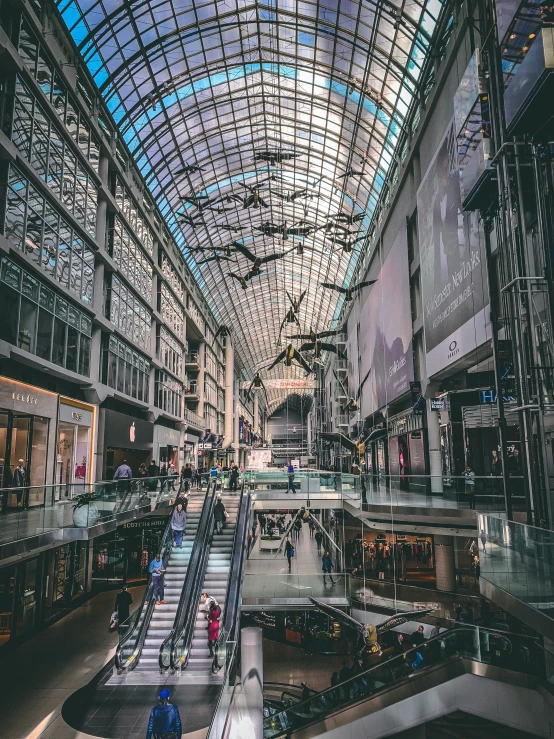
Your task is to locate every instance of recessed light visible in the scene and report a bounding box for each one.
[522,45,529,51]
[529,33,536,38]
[510,33,516,39]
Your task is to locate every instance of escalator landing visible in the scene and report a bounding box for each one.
[63,679,220,739]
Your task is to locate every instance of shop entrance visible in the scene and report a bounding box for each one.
[105,447,152,480]
[0,411,49,509]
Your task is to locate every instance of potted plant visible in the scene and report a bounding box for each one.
[72,492,100,527]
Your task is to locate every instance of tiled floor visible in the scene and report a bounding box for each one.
[243,516,346,600]
[263,638,346,692]
[0,586,145,739]
[62,682,220,739]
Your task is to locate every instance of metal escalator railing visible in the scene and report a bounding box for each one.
[262,625,549,737]
[162,482,217,673]
[222,480,251,642]
[211,481,251,673]
[115,510,176,673]
[206,480,251,739]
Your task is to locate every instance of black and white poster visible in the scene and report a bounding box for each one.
[417,121,490,376]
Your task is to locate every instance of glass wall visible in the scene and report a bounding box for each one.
[102,334,150,403]
[3,165,95,304]
[161,253,184,303]
[108,215,153,299]
[159,283,184,341]
[0,256,92,375]
[155,370,182,417]
[113,175,154,257]
[106,275,151,352]
[9,76,98,237]
[157,325,183,379]
[17,18,100,173]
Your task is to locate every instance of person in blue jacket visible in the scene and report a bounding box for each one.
[145,688,182,739]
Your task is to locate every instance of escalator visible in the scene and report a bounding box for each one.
[166,480,250,679]
[115,485,210,674]
[261,625,547,737]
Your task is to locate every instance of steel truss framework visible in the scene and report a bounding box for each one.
[57,0,448,412]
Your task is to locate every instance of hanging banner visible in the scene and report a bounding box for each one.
[417,120,490,376]
[242,379,318,389]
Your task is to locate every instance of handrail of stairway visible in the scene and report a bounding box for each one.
[221,480,251,643]
[262,625,548,737]
[114,480,185,673]
[158,481,214,673]
[166,482,217,672]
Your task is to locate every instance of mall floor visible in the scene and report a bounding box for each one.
[0,586,144,739]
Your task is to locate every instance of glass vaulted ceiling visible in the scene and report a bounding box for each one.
[57,0,445,401]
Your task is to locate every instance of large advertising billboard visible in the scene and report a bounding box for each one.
[417,121,490,376]
[358,226,414,418]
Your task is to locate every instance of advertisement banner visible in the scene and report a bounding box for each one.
[417,120,490,376]
[359,226,414,417]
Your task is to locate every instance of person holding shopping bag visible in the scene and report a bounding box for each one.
[171,503,187,548]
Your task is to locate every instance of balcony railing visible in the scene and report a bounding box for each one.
[185,351,199,366]
[185,408,205,428]
[185,381,199,396]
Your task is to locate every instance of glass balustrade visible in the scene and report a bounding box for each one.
[262,625,549,737]
[0,475,185,547]
[478,514,554,618]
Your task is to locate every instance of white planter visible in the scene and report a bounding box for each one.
[259,538,281,552]
[72,503,100,528]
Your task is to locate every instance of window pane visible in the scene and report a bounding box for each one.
[66,326,78,372]
[36,308,52,360]
[18,296,37,353]
[107,347,117,387]
[79,335,90,376]
[0,286,19,344]
[52,316,66,366]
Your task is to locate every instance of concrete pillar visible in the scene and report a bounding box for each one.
[253,393,259,434]
[223,338,234,447]
[434,535,455,592]
[197,340,206,419]
[241,627,263,739]
[426,398,443,494]
[96,198,108,251]
[98,152,110,187]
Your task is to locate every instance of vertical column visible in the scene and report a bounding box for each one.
[241,627,263,739]
[253,393,259,434]
[425,395,443,494]
[90,261,105,384]
[434,535,455,592]
[223,338,234,446]
[197,340,206,419]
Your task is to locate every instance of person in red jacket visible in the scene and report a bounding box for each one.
[207,602,221,663]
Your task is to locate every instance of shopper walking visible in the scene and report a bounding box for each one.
[315,529,323,554]
[258,512,266,534]
[229,463,239,492]
[114,586,133,625]
[284,538,294,572]
[145,688,182,739]
[293,516,302,540]
[181,463,193,492]
[173,489,189,511]
[214,495,227,534]
[147,459,160,491]
[171,503,187,548]
[322,550,336,585]
[287,462,297,494]
[207,601,221,663]
[464,465,476,509]
[480,528,487,554]
[308,517,315,538]
[149,553,166,605]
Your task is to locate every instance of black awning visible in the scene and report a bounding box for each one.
[318,432,357,452]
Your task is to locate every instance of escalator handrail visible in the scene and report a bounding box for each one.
[263,625,547,736]
[158,481,215,671]
[168,482,217,671]
[114,480,183,672]
[221,480,251,643]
